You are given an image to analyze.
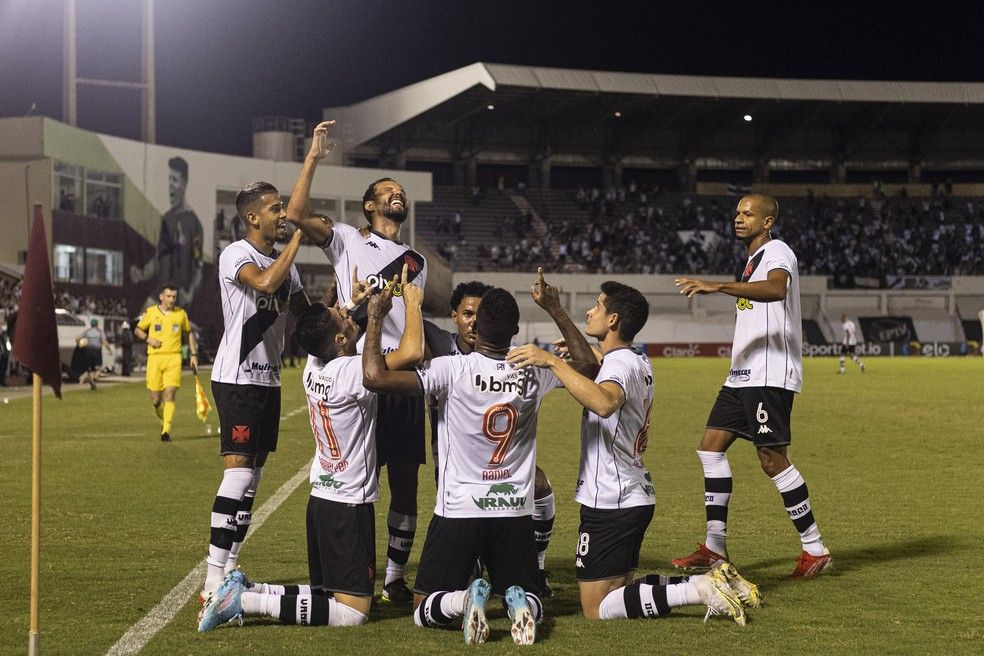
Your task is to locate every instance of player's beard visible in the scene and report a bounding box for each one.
[381,203,408,223]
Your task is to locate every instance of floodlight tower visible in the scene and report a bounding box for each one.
[62,0,156,143]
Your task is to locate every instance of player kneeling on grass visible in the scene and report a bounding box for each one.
[199,267,424,632]
[363,287,597,645]
[508,272,756,626]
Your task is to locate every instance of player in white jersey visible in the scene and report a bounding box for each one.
[508,272,749,625]
[424,280,559,596]
[839,314,865,373]
[200,180,309,608]
[286,121,427,604]
[199,269,424,632]
[673,194,831,579]
[363,288,595,645]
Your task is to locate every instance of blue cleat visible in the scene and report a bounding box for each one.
[462,578,491,645]
[198,570,247,632]
[504,585,536,645]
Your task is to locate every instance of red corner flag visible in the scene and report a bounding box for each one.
[11,204,62,398]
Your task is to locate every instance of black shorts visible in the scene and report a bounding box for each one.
[706,386,794,448]
[414,514,542,597]
[306,495,376,597]
[841,343,861,356]
[575,504,654,581]
[85,347,103,370]
[376,393,425,466]
[212,381,281,456]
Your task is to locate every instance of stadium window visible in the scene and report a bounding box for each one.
[84,169,124,220]
[54,162,83,214]
[53,244,85,283]
[84,248,124,286]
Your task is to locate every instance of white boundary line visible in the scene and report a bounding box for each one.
[105,405,310,656]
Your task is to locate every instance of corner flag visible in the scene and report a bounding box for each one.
[194,374,211,422]
[11,204,61,398]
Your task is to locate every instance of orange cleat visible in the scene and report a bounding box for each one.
[790,548,832,578]
[671,543,729,571]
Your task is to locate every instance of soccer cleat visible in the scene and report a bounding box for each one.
[711,562,762,608]
[790,548,832,578]
[671,543,728,571]
[691,573,746,626]
[504,585,537,646]
[381,578,413,605]
[160,432,171,442]
[462,578,491,645]
[198,570,247,632]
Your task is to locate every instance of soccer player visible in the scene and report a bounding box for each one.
[838,314,865,373]
[76,318,111,390]
[287,121,427,604]
[134,284,198,441]
[363,288,588,645]
[507,273,748,625]
[424,281,558,596]
[672,193,832,578]
[199,269,424,632]
[200,180,308,605]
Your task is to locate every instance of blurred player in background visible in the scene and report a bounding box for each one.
[838,314,865,374]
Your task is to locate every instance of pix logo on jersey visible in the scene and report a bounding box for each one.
[472,482,526,510]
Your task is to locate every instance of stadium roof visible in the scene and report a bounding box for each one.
[324,63,984,167]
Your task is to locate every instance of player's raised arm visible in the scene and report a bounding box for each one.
[507,345,625,418]
[362,278,423,394]
[285,120,336,245]
[531,267,599,378]
[384,264,425,370]
[238,228,303,295]
[674,269,788,302]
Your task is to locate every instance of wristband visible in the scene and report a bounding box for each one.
[344,299,359,311]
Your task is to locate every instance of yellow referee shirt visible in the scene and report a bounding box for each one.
[137,305,191,355]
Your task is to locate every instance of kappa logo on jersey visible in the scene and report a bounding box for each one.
[472,482,526,510]
[757,424,773,434]
[231,425,250,443]
[473,372,526,394]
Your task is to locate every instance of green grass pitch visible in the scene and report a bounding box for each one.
[1,357,982,655]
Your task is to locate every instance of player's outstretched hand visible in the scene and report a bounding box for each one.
[399,263,424,309]
[308,120,336,160]
[507,344,560,370]
[531,267,561,310]
[674,277,721,298]
[350,265,372,307]
[368,274,397,320]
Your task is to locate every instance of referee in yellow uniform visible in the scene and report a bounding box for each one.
[135,283,198,441]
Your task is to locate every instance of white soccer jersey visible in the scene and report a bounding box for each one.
[211,240,303,387]
[321,222,427,353]
[303,355,379,504]
[416,352,561,519]
[727,239,802,392]
[842,319,858,345]
[575,347,656,510]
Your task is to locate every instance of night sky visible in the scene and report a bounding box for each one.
[3,0,984,156]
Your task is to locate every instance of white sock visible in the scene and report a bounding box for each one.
[773,464,826,556]
[697,450,731,555]
[205,467,253,588]
[666,581,702,607]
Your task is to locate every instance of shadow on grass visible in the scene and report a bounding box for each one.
[743,534,968,582]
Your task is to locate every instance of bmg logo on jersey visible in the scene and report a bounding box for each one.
[472,372,526,394]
